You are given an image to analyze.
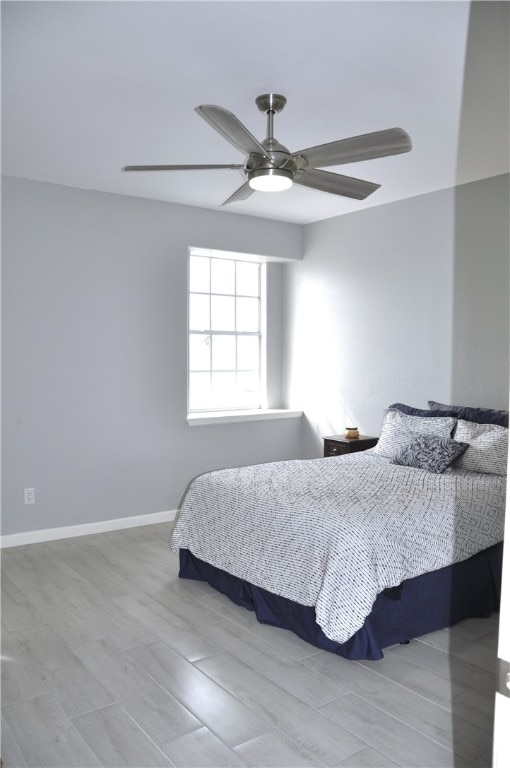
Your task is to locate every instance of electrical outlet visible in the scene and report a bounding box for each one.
[24,488,35,505]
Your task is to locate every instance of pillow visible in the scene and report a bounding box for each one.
[389,402,460,419]
[453,419,508,475]
[391,434,468,474]
[373,409,457,459]
[428,400,509,428]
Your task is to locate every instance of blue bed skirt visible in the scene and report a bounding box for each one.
[179,543,503,660]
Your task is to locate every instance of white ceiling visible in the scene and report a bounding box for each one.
[2,1,509,225]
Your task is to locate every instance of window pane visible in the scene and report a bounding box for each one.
[211,259,235,295]
[237,371,260,406]
[211,295,235,331]
[237,335,259,370]
[189,334,210,371]
[236,297,259,332]
[189,372,211,410]
[211,372,236,408]
[189,294,210,331]
[236,262,259,296]
[189,256,210,293]
[188,252,263,413]
[212,335,235,371]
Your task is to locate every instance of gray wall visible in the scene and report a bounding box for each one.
[451,174,510,405]
[283,174,510,458]
[1,177,303,535]
[3,173,509,535]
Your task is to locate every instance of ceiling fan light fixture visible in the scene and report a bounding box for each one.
[248,168,293,192]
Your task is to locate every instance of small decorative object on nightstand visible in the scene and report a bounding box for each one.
[323,434,378,457]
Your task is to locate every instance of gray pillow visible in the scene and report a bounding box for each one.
[428,400,509,428]
[374,409,457,459]
[392,434,468,474]
[453,419,508,475]
[390,402,460,419]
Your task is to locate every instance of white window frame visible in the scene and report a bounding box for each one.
[187,247,268,416]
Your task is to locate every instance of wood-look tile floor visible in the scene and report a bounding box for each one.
[1,522,498,768]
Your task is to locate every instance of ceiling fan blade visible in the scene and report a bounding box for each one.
[122,164,243,172]
[220,181,254,207]
[294,168,380,200]
[196,105,270,160]
[293,128,412,168]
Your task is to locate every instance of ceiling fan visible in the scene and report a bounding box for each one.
[122,93,412,207]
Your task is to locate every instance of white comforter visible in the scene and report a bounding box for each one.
[171,452,505,643]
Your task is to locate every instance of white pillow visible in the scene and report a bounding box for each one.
[374,409,456,459]
[453,419,508,476]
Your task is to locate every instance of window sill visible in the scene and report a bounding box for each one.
[187,408,303,426]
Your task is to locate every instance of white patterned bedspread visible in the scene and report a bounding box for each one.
[170,452,505,643]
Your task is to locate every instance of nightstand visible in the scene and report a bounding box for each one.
[323,434,378,457]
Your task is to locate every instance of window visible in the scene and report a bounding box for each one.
[188,250,265,412]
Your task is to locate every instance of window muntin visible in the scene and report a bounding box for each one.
[188,253,263,412]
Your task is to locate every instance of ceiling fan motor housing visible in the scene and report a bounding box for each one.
[247,141,294,169]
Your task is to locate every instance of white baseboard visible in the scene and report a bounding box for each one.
[0,509,177,549]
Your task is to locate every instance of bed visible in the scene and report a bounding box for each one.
[171,401,507,660]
